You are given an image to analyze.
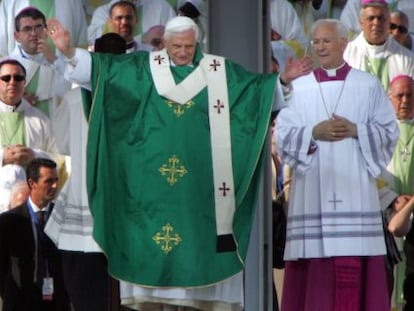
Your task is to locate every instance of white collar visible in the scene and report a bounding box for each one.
[17,45,43,63]
[0,100,19,112]
[28,196,51,213]
[321,62,346,77]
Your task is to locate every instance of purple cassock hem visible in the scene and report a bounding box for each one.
[281,256,390,311]
[313,63,352,82]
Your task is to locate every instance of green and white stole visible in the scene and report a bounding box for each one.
[150,49,236,238]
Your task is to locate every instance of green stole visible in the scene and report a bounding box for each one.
[0,112,26,146]
[86,47,276,287]
[392,122,414,194]
[25,69,50,116]
[365,56,390,90]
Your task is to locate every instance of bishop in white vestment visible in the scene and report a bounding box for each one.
[276,19,399,311]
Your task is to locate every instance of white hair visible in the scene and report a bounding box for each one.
[311,19,349,41]
[163,16,200,41]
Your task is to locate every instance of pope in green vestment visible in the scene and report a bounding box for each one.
[85,43,278,287]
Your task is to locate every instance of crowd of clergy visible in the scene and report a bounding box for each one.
[1,0,414,310]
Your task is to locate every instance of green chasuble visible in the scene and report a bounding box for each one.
[392,122,414,194]
[87,47,276,287]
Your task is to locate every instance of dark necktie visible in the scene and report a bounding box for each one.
[36,210,47,229]
[35,210,48,285]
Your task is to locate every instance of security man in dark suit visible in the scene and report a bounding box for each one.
[0,158,70,311]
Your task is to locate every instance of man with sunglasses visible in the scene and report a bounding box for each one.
[0,59,60,213]
[389,10,414,52]
[344,0,414,91]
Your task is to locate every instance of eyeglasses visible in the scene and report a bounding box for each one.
[390,23,408,34]
[0,75,26,83]
[19,24,45,34]
[310,38,336,46]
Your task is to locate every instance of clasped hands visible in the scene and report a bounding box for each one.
[312,114,357,142]
[3,145,35,166]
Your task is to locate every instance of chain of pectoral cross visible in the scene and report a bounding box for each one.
[399,134,414,162]
[401,146,411,162]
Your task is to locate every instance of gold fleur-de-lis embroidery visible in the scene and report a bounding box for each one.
[153,223,182,254]
[159,155,187,186]
[165,100,194,117]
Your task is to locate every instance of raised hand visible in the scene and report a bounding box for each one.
[46,19,75,58]
[280,56,313,84]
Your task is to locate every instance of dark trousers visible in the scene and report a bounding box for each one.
[404,273,414,311]
[61,251,109,311]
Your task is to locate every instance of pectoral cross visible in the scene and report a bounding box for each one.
[328,192,342,210]
[401,146,411,162]
[214,100,225,114]
[210,59,221,71]
[219,182,230,196]
[154,55,165,65]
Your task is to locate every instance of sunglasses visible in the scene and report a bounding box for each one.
[390,23,408,34]
[0,74,26,83]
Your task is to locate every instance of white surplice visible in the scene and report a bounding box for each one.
[8,45,72,153]
[0,99,59,212]
[344,33,414,83]
[44,87,101,252]
[270,0,308,49]
[276,67,399,260]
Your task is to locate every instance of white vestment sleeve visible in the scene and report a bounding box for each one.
[340,0,361,35]
[275,100,315,174]
[270,0,308,48]
[273,79,289,112]
[64,48,92,91]
[87,3,110,45]
[356,79,399,178]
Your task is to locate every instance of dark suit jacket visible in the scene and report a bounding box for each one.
[0,202,70,311]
